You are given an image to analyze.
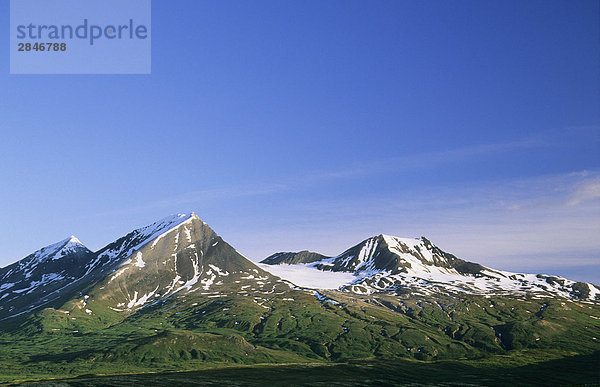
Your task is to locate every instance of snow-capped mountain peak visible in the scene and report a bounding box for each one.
[0,214,203,320]
[261,234,600,302]
[76,213,197,278]
[287,234,467,276]
[0,212,271,319]
[0,236,94,319]
[137,213,195,240]
[73,213,282,313]
[57,236,88,257]
[67,235,83,245]
[24,235,91,265]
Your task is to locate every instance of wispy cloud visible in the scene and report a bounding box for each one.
[105,128,565,215]
[567,176,600,206]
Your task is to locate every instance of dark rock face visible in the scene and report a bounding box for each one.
[570,282,591,299]
[0,237,93,320]
[262,251,329,265]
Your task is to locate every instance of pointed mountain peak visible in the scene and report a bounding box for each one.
[25,236,91,263]
[42,236,92,260]
[63,235,85,246]
[53,235,92,256]
[137,213,195,235]
[83,212,281,312]
[262,234,454,276]
[90,212,210,269]
[143,212,210,236]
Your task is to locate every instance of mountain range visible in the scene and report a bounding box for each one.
[0,214,285,321]
[262,234,599,300]
[0,213,598,384]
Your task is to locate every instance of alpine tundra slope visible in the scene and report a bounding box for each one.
[0,213,598,384]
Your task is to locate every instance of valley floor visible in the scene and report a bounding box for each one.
[5,351,600,386]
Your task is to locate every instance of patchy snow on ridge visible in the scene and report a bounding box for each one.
[92,214,196,273]
[262,234,599,301]
[148,214,195,248]
[381,234,435,263]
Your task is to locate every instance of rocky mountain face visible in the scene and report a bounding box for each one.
[262,234,600,301]
[82,213,284,315]
[0,236,93,319]
[0,214,284,320]
[2,218,598,324]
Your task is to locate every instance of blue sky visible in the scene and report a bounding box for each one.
[1,1,599,282]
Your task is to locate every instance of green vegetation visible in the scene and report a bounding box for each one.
[10,352,600,386]
[0,290,598,385]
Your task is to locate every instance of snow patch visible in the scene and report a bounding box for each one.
[126,286,159,309]
[201,270,217,290]
[209,265,229,276]
[258,263,355,290]
[134,252,145,268]
[109,268,127,282]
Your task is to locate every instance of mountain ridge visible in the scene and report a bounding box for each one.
[2,217,598,323]
[0,213,284,320]
[0,213,599,383]
[261,234,599,301]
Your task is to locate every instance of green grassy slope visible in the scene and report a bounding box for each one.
[4,352,599,386]
[1,288,598,384]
